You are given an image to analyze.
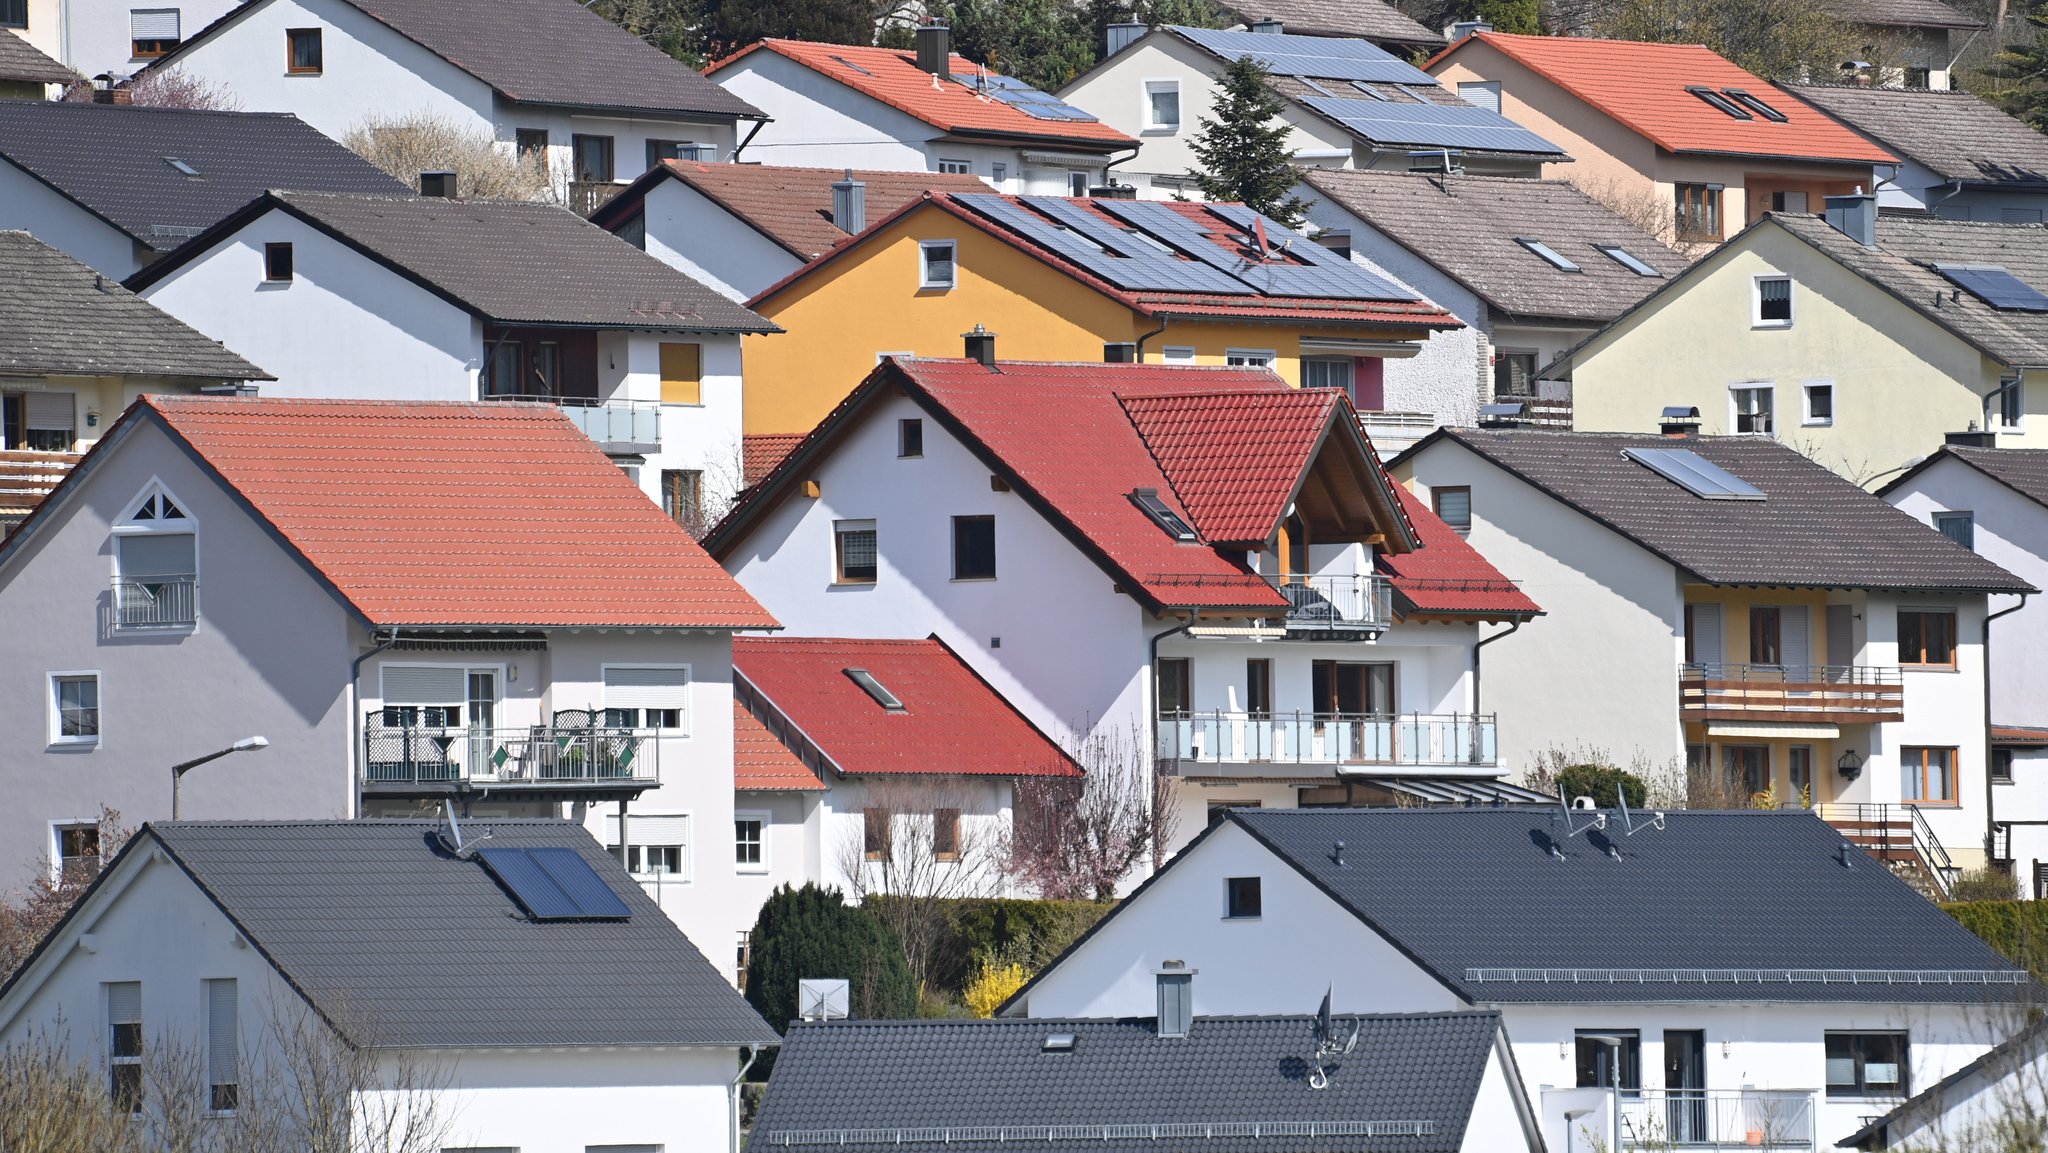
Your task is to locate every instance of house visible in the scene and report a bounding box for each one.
[1390,427,2033,880]
[0,818,778,1150]
[1783,83,2048,221]
[1553,201,2048,483]
[999,807,2038,1151]
[23,0,235,86]
[753,1011,1542,1153]
[589,161,991,302]
[1840,1016,2048,1150]
[1296,169,1692,445]
[1425,32,1895,246]
[0,230,269,527]
[0,395,783,981]
[1826,0,1983,91]
[706,350,1542,850]
[1060,23,1565,200]
[736,191,1459,435]
[0,26,72,97]
[731,635,1081,909]
[125,190,779,518]
[0,100,407,278]
[706,25,1136,193]
[135,0,765,212]
[1207,0,1443,52]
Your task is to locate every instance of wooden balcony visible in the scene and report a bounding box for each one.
[1679,663,1903,724]
[0,449,75,529]
[569,180,624,217]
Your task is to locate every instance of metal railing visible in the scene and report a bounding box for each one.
[1266,574,1395,632]
[361,714,660,787]
[1157,711,1496,767]
[478,395,662,452]
[1680,662,1904,722]
[113,575,196,629]
[1616,1089,1816,1149]
[1818,802,1959,897]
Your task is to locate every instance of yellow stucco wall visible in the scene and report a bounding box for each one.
[1681,586,1854,806]
[1565,221,2030,483]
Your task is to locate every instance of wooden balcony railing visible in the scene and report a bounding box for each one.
[1679,663,1904,724]
[569,181,624,217]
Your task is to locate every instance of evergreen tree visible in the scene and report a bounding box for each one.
[696,0,875,63]
[1988,15,2048,132]
[743,883,919,1031]
[1454,0,1539,34]
[1187,55,1310,226]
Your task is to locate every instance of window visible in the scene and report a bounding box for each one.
[1224,876,1261,919]
[1145,80,1180,130]
[936,158,971,175]
[1433,486,1472,534]
[107,981,142,1113]
[898,418,924,458]
[571,134,614,184]
[1315,229,1352,260]
[1750,605,1781,665]
[51,674,99,747]
[1804,382,1833,426]
[1902,746,1958,805]
[1517,237,1581,272]
[1494,350,1537,397]
[609,813,690,879]
[603,666,689,732]
[1723,89,1788,122]
[1789,745,1814,803]
[1246,658,1272,718]
[1754,276,1793,327]
[264,242,293,282]
[1300,356,1354,395]
[1773,190,1809,213]
[863,807,891,860]
[1988,377,2024,431]
[1731,384,1774,436]
[1070,172,1090,197]
[932,808,960,860]
[1935,511,1975,550]
[952,515,996,580]
[1595,245,1661,277]
[1162,346,1197,364]
[1827,1032,1908,1098]
[515,129,549,173]
[1725,745,1770,796]
[622,844,682,874]
[1225,349,1275,367]
[1899,610,1957,667]
[1457,80,1501,113]
[1994,748,2015,784]
[1156,658,1190,716]
[919,241,956,289]
[131,8,179,57]
[55,822,100,883]
[1574,1030,1642,1093]
[661,469,701,528]
[286,27,322,74]
[659,342,701,405]
[834,519,877,584]
[1905,66,1931,89]
[734,812,767,872]
[1,0,24,27]
[115,485,197,630]
[205,978,238,1113]
[1675,184,1722,241]
[1687,85,1752,119]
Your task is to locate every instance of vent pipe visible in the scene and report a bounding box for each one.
[1659,405,1701,438]
[916,21,952,80]
[831,169,867,233]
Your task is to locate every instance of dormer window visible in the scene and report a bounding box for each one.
[1131,488,1195,541]
[113,483,197,630]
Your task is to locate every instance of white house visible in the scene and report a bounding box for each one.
[1391,426,2035,878]
[707,25,1136,194]
[125,189,777,518]
[705,348,1544,853]
[1057,23,1564,200]
[0,395,783,983]
[132,0,766,211]
[1839,1016,2048,1151]
[1787,83,2048,223]
[1000,806,2039,1152]
[0,817,779,1152]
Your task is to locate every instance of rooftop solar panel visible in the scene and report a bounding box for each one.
[1934,264,2048,312]
[971,74,1101,122]
[1203,203,1420,300]
[1298,97,1563,155]
[528,846,632,918]
[478,845,631,920]
[1622,447,1766,501]
[1172,26,1433,85]
[956,194,1252,295]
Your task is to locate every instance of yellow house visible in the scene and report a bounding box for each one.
[1551,201,2048,486]
[740,192,1458,435]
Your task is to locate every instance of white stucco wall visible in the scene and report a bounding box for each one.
[633,176,804,302]
[55,0,238,83]
[0,162,142,278]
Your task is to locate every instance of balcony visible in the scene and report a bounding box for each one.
[113,574,196,630]
[1680,663,1904,724]
[570,180,624,217]
[1267,574,1395,636]
[484,395,660,455]
[1616,1089,1816,1150]
[360,713,660,798]
[1158,711,1496,775]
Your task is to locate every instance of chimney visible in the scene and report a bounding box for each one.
[916,21,952,80]
[963,323,997,368]
[1947,425,1998,448]
[91,73,133,104]
[1659,405,1702,437]
[1478,401,1529,429]
[1104,342,1136,363]
[1156,961,1192,1039]
[1250,18,1283,33]
[1824,190,1878,249]
[831,169,867,233]
[1106,21,1145,56]
[1447,20,1493,40]
[418,170,458,198]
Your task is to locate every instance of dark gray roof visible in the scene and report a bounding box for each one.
[1786,84,2048,187]
[132,191,778,331]
[0,101,408,250]
[1881,443,2048,509]
[145,820,777,1048]
[0,231,268,380]
[1411,428,2034,592]
[1229,808,2034,1004]
[0,33,78,85]
[753,1012,1506,1153]
[1821,0,1981,28]
[1214,0,1443,47]
[1301,170,1690,323]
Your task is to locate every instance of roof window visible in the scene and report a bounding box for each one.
[1933,264,2048,312]
[1300,77,1336,97]
[829,54,873,76]
[1723,88,1788,122]
[1348,80,1390,101]
[1516,237,1581,272]
[1622,447,1765,500]
[1686,86,1752,120]
[1131,488,1197,541]
[845,667,906,711]
[1595,245,1661,277]
[162,156,199,176]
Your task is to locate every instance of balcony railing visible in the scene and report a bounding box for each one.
[361,714,660,789]
[570,180,624,217]
[1157,711,1496,769]
[481,395,661,454]
[113,575,196,629]
[1615,1088,1816,1150]
[1267,574,1395,633]
[1819,802,1958,897]
[1680,663,1904,723]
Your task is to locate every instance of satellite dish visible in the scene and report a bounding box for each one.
[798,978,850,1021]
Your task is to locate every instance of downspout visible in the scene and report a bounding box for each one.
[1985,593,2029,858]
[1930,178,1966,218]
[731,117,768,163]
[1471,619,1521,718]
[730,1042,770,1153]
[1133,316,1169,364]
[348,629,403,820]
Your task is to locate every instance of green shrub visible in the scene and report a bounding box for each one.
[1943,899,2048,984]
[925,898,1113,995]
[743,883,917,1031]
[1554,763,1648,809]
[1952,868,2022,903]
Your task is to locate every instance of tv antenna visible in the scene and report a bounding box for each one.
[1307,987,1360,1090]
[434,800,491,858]
[1614,785,1665,837]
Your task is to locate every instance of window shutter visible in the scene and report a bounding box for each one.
[24,391,75,431]
[118,532,195,576]
[206,979,237,1082]
[1827,604,1853,666]
[1779,605,1811,673]
[131,8,179,38]
[1688,603,1723,668]
[381,665,467,705]
[1458,81,1501,113]
[607,813,691,846]
[107,981,141,1025]
[605,666,689,710]
[660,343,702,405]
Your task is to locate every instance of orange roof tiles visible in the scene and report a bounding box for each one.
[733,699,825,790]
[743,433,803,486]
[711,41,1135,150]
[1377,486,1540,619]
[141,396,778,630]
[1119,389,1343,546]
[1432,33,1896,164]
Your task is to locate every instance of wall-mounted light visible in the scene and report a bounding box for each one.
[85,409,100,428]
[1837,749,1865,782]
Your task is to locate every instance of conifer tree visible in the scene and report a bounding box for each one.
[743,883,918,1031]
[1187,55,1310,226]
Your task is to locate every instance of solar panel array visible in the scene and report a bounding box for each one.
[1189,203,1419,301]
[478,845,633,920]
[967,73,1101,122]
[1622,447,1766,501]
[1934,264,2048,312]
[954,193,1251,295]
[1299,97,1562,155]
[1173,26,1434,84]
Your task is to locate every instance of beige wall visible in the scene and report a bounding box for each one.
[1,375,212,453]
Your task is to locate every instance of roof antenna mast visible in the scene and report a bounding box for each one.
[435,799,491,858]
[1615,784,1665,837]
[1307,986,1360,1090]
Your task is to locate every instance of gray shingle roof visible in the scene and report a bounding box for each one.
[0,231,269,380]
[1300,170,1691,323]
[1214,0,1443,46]
[1887,444,2048,509]
[1414,427,2034,592]
[0,101,408,250]
[753,1012,1505,1153]
[146,820,777,1048]
[1821,0,1981,28]
[1785,84,2048,187]
[0,32,78,84]
[1230,808,2034,1004]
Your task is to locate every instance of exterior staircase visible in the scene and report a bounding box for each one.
[1818,803,1957,900]
[0,450,74,533]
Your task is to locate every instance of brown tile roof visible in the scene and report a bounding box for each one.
[743,433,804,486]
[1821,0,1981,28]
[0,30,78,84]
[648,162,992,261]
[1992,723,2048,746]
[1214,0,1442,46]
[1784,83,2048,187]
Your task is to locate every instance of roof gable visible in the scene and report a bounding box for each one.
[1377,485,1541,619]
[1785,83,2048,187]
[1881,444,2048,512]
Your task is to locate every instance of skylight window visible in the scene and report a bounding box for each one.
[1348,80,1390,101]
[1934,264,2048,312]
[1686,86,1752,120]
[845,668,906,711]
[829,54,872,76]
[1622,447,1766,500]
[1595,245,1662,277]
[1299,77,1335,97]
[1723,88,1788,122]
[1131,488,1196,541]
[1123,228,1176,254]
[1516,237,1581,272]
[162,156,199,176]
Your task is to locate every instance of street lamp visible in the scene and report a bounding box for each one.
[171,736,269,820]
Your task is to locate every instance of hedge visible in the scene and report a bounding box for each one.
[1942,900,2048,984]
[867,897,1112,996]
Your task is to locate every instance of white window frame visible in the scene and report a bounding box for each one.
[1752,274,1794,329]
[1988,377,2025,432]
[1225,348,1276,368]
[735,809,770,874]
[48,817,102,882]
[1803,380,1835,427]
[1730,382,1775,436]
[936,158,971,175]
[1142,78,1181,132]
[1161,345,1197,364]
[610,812,692,882]
[112,477,200,633]
[601,663,692,737]
[918,240,957,290]
[48,671,101,749]
[1069,171,1090,197]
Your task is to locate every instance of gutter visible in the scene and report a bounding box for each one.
[348,629,403,819]
[1985,593,2029,859]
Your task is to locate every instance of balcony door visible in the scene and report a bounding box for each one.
[1664,1030,1706,1143]
[1313,661,1394,762]
[1685,603,1722,671]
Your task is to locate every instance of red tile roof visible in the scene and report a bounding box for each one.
[711,41,1136,150]
[1992,724,2048,747]
[1431,33,1896,164]
[743,433,804,486]
[733,698,825,790]
[735,637,1081,778]
[1119,389,1344,546]
[139,396,778,629]
[617,163,993,262]
[1377,485,1540,619]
